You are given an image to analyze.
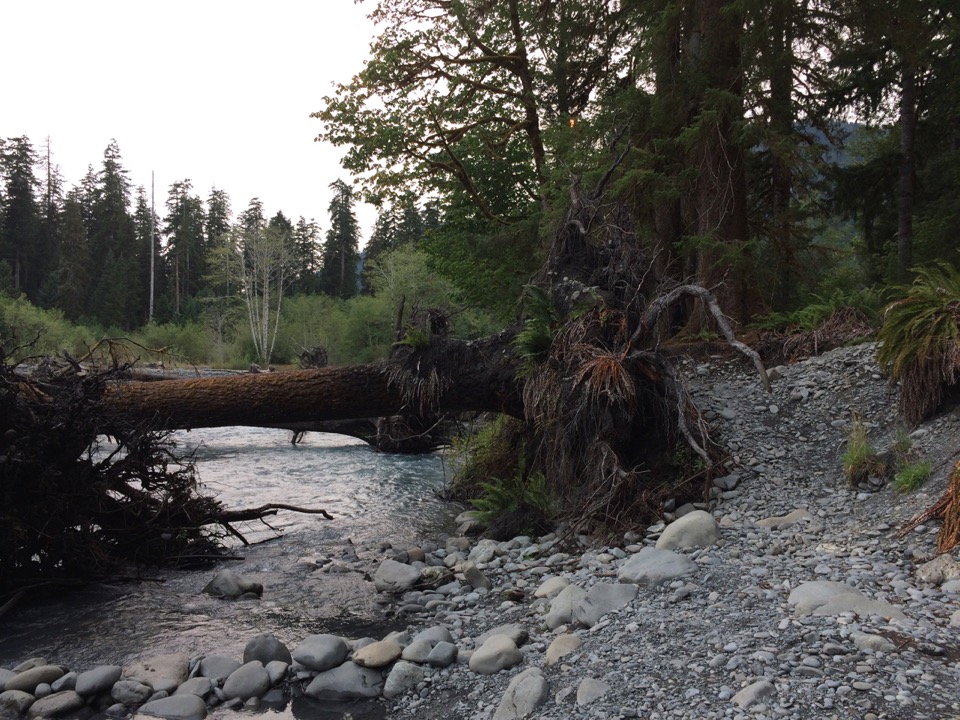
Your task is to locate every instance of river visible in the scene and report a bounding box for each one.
[0,427,460,718]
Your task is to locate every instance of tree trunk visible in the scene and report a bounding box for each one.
[897,60,918,283]
[104,335,524,432]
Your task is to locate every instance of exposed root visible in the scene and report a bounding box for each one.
[899,459,960,554]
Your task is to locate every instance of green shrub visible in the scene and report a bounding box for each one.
[877,261,960,425]
[842,415,886,487]
[894,461,932,493]
[0,295,95,359]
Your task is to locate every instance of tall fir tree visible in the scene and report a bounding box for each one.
[0,136,42,298]
[163,179,206,318]
[50,190,93,322]
[318,179,360,299]
[87,140,142,328]
[291,216,321,294]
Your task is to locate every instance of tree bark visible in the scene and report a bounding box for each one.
[103,335,523,432]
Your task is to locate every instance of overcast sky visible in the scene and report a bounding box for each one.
[1,0,378,242]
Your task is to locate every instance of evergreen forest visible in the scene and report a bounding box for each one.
[2,0,958,369]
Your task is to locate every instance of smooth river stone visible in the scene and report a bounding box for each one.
[138,693,208,720]
[75,665,122,696]
[468,636,523,675]
[573,582,638,627]
[546,634,583,666]
[112,679,153,705]
[373,559,421,593]
[304,662,383,700]
[352,639,402,668]
[655,510,721,550]
[25,691,83,719]
[222,661,269,701]
[788,581,906,620]
[492,667,549,720]
[4,666,65,694]
[196,655,241,681]
[0,690,35,714]
[124,654,190,694]
[617,547,697,586]
[243,633,292,665]
[382,661,424,700]
[292,634,350,672]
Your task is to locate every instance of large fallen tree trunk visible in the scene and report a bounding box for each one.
[103,333,524,432]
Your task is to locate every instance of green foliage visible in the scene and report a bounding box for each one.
[513,285,561,375]
[752,288,882,331]
[876,262,960,424]
[877,262,960,379]
[0,295,95,360]
[842,416,886,487]
[894,460,932,494]
[129,321,213,365]
[449,415,529,502]
[471,470,552,525]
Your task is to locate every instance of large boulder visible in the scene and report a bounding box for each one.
[655,510,720,550]
[617,547,697,586]
[292,634,350,672]
[788,581,905,620]
[243,633,292,666]
[469,636,523,675]
[492,668,549,720]
[373,559,421,593]
[304,662,383,700]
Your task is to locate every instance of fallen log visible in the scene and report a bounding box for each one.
[103,335,524,433]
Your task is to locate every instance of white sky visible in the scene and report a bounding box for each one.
[1,0,378,242]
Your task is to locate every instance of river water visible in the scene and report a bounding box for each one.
[0,427,459,717]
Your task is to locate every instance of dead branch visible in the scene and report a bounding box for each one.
[633,283,771,392]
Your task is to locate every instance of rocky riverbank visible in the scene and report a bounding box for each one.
[1,342,959,720]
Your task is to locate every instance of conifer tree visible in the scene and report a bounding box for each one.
[0,136,42,298]
[318,179,360,299]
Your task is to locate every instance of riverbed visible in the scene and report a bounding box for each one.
[0,428,459,673]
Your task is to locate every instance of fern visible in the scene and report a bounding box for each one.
[877,262,960,424]
[513,285,561,376]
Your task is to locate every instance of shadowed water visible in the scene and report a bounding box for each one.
[0,427,458,698]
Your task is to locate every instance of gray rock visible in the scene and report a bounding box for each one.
[475,624,528,647]
[462,560,492,590]
[373,559,421,593]
[573,582,638,627]
[304,662,383,700]
[292,634,350,672]
[75,665,122,696]
[201,569,263,599]
[788,581,906,620]
[383,661,424,700]
[916,554,960,585]
[732,680,774,709]
[469,635,523,675]
[492,667,549,720]
[426,641,458,668]
[576,678,611,706]
[617,547,697,586]
[243,633,292,665]
[756,508,810,530]
[49,672,75,693]
[174,678,213,699]
[25,691,83,719]
[546,634,583,666]
[468,539,500,564]
[655,510,721,550]
[124,654,190,694]
[851,632,896,653]
[196,655,241,681]
[545,584,587,629]
[222,661,269,701]
[0,669,15,691]
[352,639,401,668]
[534,577,569,598]
[33,683,51,699]
[412,626,454,646]
[4,666,64,695]
[0,690,34,714]
[112,679,153,705]
[400,639,434,663]
[138,693,208,720]
[11,660,45,673]
[264,661,288,686]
